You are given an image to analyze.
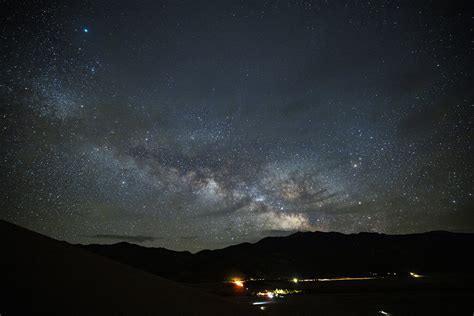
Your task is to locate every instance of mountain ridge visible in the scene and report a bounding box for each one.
[81,229,464,253]
[78,228,474,282]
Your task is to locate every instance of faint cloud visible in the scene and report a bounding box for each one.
[88,234,163,243]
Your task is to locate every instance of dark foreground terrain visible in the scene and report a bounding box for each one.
[1,219,473,315]
[0,220,256,315]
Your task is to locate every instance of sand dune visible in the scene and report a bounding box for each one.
[0,220,258,315]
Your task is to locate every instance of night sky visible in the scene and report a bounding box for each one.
[1,0,472,251]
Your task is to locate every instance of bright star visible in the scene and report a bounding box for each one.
[83,28,89,33]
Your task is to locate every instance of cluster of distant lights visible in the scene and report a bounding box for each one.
[232,272,423,287]
[256,288,302,299]
[231,272,424,310]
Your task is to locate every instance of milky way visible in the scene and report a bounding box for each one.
[1,0,472,251]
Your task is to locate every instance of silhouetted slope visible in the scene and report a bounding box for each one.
[84,231,474,282]
[0,220,257,315]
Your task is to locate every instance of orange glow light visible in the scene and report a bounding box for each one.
[232,279,244,287]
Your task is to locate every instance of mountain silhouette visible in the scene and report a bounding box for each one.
[82,230,474,282]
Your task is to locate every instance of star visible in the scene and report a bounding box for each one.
[1,0,471,251]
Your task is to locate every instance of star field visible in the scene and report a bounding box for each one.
[1,0,472,251]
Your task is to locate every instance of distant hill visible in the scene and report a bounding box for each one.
[0,220,257,315]
[82,230,474,282]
